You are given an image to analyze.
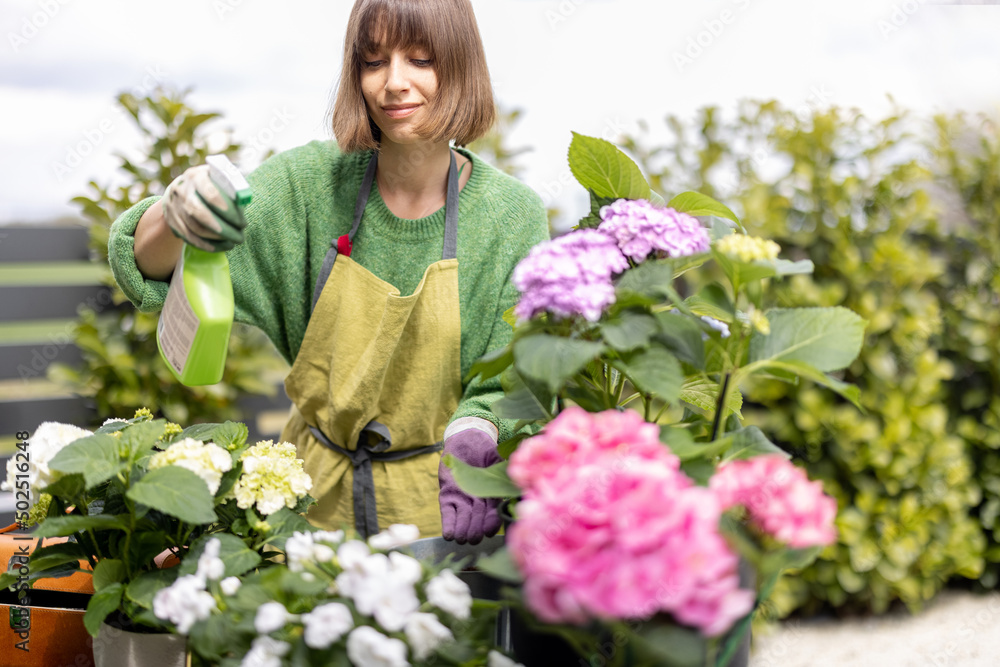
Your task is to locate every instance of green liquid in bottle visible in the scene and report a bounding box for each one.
[157,245,235,386]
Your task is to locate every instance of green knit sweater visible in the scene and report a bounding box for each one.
[108,141,550,442]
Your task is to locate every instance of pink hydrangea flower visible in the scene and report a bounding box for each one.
[598,199,710,262]
[507,406,675,493]
[506,408,755,636]
[709,455,838,548]
[512,229,629,322]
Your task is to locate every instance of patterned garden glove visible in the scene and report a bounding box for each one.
[439,418,503,545]
[162,164,247,252]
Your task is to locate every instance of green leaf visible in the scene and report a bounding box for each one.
[492,369,553,420]
[502,305,517,328]
[763,360,863,409]
[127,531,170,568]
[654,312,706,369]
[773,258,815,276]
[600,312,660,352]
[179,533,261,579]
[719,426,790,463]
[179,422,248,449]
[749,307,867,372]
[630,620,707,667]
[118,419,167,461]
[513,335,605,393]
[92,558,126,592]
[661,427,728,462]
[444,457,521,499]
[126,568,179,609]
[466,344,514,382]
[84,582,124,637]
[23,541,87,573]
[685,283,735,321]
[127,466,218,525]
[34,514,130,537]
[263,507,316,549]
[475,547,522,583]
[568,132,650,200]
[680,377,743,418]
[615,260,675,302]
[617,348,682,403]
[48,434,124,489]
[667,191,743,232]
[39,472,87,500]
[497,432,532,459]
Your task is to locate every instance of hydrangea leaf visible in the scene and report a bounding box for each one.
[749,307,867,372]
[476,547,522,583]
[443,457,520,499]
[33,513,130,538]
[48,434,125,489]
[179,421,249,449]
[513,335,606,393]
[617,347,683,404]
[126,466,218,525]
[126,569,179,609]
[92,558,126,592]
[680,377,743,418]
[600,312,659,352]
[467,344,514,383]
[763,360,863,409]
[718,426,790,463]
[667,191,743,232]
[655,312,706,369]
[83,582,124,637]
[568,131,650,200]
[178,533,261,579]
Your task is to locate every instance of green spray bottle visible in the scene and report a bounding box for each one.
[156,155,252,386]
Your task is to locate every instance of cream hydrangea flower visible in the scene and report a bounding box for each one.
[149,437,233,495]
[2,422,92,498]
[233,441,313,516]
[715,234,781,263]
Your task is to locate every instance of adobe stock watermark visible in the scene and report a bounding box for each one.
[877,0,931,39]
[927,592,1000,666]
[7,0,73,53]
[50,65,169,183]
[241,107,296,165]
[532,116,638,208]
[544,0,585,31]
[213,0,248,20]
[673,0,753,74]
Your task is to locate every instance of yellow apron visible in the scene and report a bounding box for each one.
[280,151,463,538]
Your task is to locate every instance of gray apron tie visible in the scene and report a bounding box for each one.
[305,149,460,538]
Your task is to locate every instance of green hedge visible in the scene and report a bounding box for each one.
[622,101,998,614]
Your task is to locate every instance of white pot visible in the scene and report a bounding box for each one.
[93,622,189,667]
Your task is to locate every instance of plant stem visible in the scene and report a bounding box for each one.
[711,373,732,441]
[643,393,652,421]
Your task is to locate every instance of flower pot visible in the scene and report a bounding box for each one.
[93,621,189,667]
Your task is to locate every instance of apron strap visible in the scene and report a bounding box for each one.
[308,420,444,538]
[310,150,460,312]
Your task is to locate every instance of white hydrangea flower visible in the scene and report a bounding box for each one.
[388,552,422,587]
[488,650,525,667]
[301,602,354,649]
[149,437,233,495]
[196,537,225,582]
[233,441,313,516]
[220,577,241,596]
[254,601,291,634]
[240,636,291,667]
[152,574,217,634]
[285,530,342,572]
[700,315,731,339]
[346,626,409,667]
[102,417,128,425]
[2,422,92,495]
[346,553,420,632]
[426,570,472,620]
[368,523,420,550]
[404,612,453,660]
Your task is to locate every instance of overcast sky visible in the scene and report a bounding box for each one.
[1,0,999,230]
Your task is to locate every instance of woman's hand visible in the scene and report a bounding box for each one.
[439,421,503,545]
[162,164,247,252]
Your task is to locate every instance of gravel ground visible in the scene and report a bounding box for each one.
[750,590,1000,667]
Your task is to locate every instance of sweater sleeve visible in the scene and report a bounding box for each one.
[449,189,550,445]
[107,196,168,312]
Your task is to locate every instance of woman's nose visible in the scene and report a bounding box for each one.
[385,55,409,93]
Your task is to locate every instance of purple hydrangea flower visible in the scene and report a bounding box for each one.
[512,229,629,322]
[598,199,710,262]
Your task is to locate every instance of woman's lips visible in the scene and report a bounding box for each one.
[382,104,419,119]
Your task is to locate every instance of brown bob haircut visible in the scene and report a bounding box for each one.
[332,0,496,152]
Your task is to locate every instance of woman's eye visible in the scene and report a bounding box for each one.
[363,60,383,69]
[412,59,433,67]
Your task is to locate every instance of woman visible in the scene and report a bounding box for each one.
[108,0,549,545]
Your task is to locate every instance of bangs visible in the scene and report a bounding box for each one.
[356,0,434,57]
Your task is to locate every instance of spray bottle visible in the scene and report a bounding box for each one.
[156,154,252,386]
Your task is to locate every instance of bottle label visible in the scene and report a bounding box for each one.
[159,253,200,375]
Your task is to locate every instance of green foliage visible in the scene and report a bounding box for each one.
[50,87,287,425]
[622,100,996,614]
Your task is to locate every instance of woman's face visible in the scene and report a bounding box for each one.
[360,42,439,146]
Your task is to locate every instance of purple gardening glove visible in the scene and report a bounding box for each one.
[439,418,503,545]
